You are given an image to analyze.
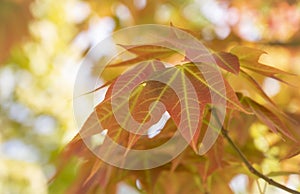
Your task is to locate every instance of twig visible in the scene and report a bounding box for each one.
[211,109,300,194]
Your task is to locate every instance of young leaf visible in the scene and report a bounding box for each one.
[212,51,240,75]
[230,46,266,65]
[104,60,165,100]
[118,44,176,58]
[231,46,294,82]
[183,63,248,113]
[241,96,295,141]
[281,142,300,160]
[240,69,276,106]
[108,44,177,68]
[144,66,202,152]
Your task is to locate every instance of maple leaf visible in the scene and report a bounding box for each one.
[212,51,240,75]
[231,46,295,83]
[237,93,295,141]
[54,25,300,194]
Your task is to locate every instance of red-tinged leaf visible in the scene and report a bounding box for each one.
[170,152,184,172]
[107,44,177,68]
[101,63,165,128]
[181,64,211,105]
[84,159,103,184]
[132,119,177,150]
[134,62,247,152]
[198,136,226,182]
[154,171,204,194]
[129,62,248,154]
[60,119,112,188]
[184,50,240,75]
[103,63,168,144]
[160,26,239,79]
[240,69,276,106]
[75,61,167,168]
[107,56,149,68]
[81,79,114,96]
[210,172,235,194]
[145,66,202,152]
[227,109,255,146]
[58,134,97,167]
[243,96,296,141]
[195,111,228,181]
[60,134,86,158]
[118,44,176,57]
[170,22,201,38]
[206,137,225,172]
[132,166,167,193]
[242,64,294,81]
[104,60,165,101]
[65,163,115,194]
[213,51,240,75]
[230,46,294,81]
[183,51,213,64]
[173,147,205,170]
[50,134,88,183]
[88,60,245,157]
[111,66,201,153]
[156,26,210,64]
[183,63,249,113]
[281,142,300,160]
[0,0,32,64]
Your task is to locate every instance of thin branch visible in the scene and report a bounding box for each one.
[211,109,300,194]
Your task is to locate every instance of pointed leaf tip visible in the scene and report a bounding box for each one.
[213,51,240,75]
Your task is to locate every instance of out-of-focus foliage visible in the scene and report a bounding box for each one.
[0,158,47,194]
[0,0,300,194]
[0,0,32,64]
[1,0,89,193]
